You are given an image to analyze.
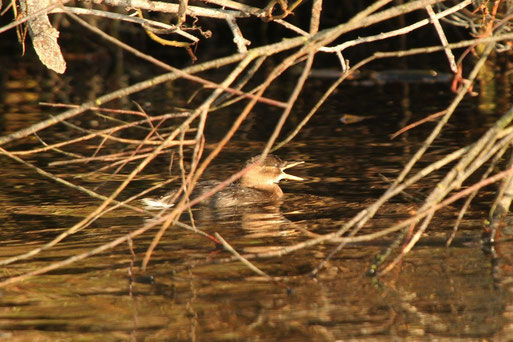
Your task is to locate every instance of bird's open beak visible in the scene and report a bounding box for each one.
[279,161,304,181]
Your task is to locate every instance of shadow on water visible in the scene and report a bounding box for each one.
[1,63,513,340]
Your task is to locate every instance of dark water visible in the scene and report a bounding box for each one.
[1,54,513,341]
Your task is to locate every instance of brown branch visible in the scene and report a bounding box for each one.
[390,110,447,139]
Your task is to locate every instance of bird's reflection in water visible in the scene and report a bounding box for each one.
[192,200,301,240]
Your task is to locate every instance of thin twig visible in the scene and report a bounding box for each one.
[215,233,275,281]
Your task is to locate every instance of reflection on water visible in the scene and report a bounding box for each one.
[0,63,512,340]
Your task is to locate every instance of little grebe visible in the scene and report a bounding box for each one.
[142,155,303,209]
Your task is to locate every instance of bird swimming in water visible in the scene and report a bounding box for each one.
[142,154,303,209]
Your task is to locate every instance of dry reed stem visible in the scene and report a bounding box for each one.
[390,110,447,139]
[447,133,513,246]
[426,4,457,72]
[215,233,276,282]
[50,6,198,42]
[488,151,513,243]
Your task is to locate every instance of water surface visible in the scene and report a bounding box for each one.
[0,57,512,341]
